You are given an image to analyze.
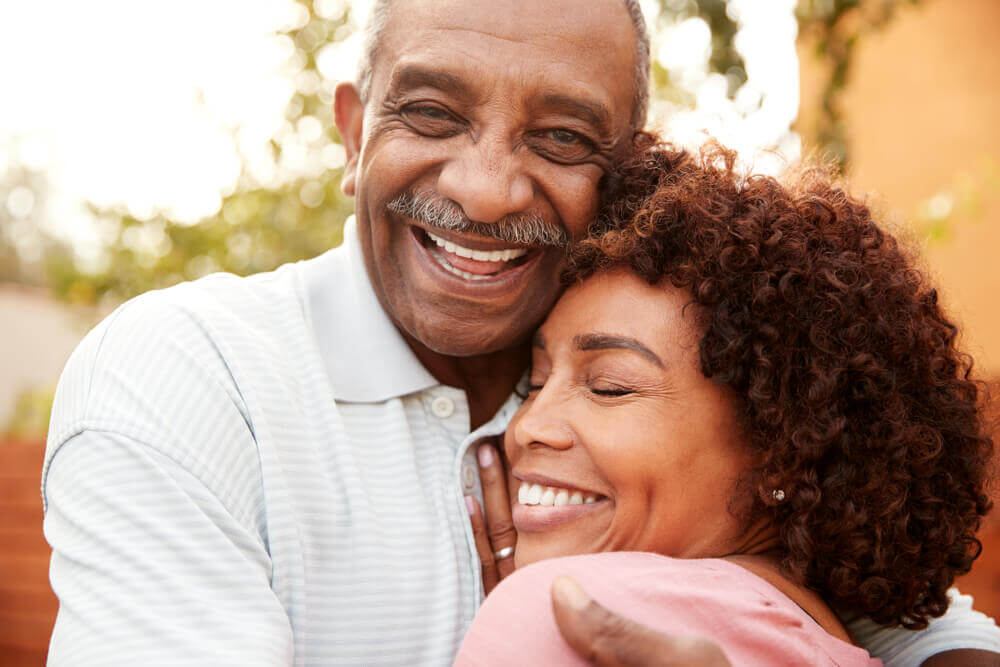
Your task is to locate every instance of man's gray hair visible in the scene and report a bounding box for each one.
[355,0,651,130]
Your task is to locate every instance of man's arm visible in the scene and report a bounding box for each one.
[42,292,293,665]
[550,580,1000,666]
[45,432,292,665]
[843,589,1000,667]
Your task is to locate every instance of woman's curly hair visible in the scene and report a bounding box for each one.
[569,137,993,628]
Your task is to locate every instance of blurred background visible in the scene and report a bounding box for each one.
[1,0,998,663]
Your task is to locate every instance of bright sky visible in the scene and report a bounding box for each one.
[0,0,799,266]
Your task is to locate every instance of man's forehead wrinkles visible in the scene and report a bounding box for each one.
[436,25,534,47]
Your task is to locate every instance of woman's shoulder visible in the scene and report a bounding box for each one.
[457,553,880,667]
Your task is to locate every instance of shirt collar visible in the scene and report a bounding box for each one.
[303,215,439,402]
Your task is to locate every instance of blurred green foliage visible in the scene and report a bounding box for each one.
[2,0,920,311]
[915,156,1000,242]
[4,385,55,440]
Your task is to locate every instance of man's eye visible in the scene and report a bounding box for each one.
[547,129,583,145]
[526,383,545,393]
[529,129,595,163]
[412,105,451,120]
[401,104,462,135]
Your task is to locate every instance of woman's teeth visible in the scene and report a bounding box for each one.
[518,482,598,506]
[426,231,528,262]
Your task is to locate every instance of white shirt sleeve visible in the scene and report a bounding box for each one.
[44,432,294,666]
[845,589,1000,667]
[42,294,294,666]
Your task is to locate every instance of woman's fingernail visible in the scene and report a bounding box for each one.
[478,444,495,467]
[552,576,589,612]
[465,495,476,516]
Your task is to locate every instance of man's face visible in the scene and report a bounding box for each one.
[337,0,638,357]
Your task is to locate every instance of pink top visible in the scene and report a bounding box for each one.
[455,552,881,666]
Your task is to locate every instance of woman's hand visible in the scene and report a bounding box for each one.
[466,441,517,595]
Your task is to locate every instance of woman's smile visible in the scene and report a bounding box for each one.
[511,475,609,532]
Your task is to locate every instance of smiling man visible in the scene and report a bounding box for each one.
[43,1,645,664]
[41,0,999,665]
[332,0,640,427]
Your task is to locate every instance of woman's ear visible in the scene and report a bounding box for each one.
[334,82,365,196]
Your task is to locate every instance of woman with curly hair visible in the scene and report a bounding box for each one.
[455,140,995,665]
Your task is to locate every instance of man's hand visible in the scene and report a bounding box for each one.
[467,442,517,594]
[551,576,732,667]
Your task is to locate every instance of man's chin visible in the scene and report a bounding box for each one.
[411,322,530,358]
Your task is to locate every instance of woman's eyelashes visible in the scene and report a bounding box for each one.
[590,386,634,397]
[524,379,635,398]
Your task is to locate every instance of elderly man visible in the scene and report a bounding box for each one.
[43,0,999,664]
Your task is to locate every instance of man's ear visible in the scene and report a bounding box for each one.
[334,82,365,196]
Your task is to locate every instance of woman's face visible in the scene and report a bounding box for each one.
[506,269,755,568]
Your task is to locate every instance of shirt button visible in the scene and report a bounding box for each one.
[462,464,476,491]
[431,396,455,419]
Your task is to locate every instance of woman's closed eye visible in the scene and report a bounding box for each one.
[590,386,633,397]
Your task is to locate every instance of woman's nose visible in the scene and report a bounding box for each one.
[436,133,534,224]
[511,387,575,452]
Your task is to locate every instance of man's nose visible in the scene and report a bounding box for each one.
[511,387,575,452]
[437,133,534,224]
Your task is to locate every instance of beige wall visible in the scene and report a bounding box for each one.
[800,0,1000,374]
[0,285,85,426]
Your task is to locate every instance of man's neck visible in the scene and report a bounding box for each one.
[402,335,529,430]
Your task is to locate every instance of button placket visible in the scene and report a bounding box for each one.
[431,395,455,419]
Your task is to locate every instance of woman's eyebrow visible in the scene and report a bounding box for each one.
[573,333,664,368]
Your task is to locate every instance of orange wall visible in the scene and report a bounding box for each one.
[800,0,1000,374]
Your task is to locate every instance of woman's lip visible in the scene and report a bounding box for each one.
[512,500,609,533]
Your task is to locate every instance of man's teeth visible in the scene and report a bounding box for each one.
[426,231,528,262]
[435,256,491,281]
[517,482,598,507]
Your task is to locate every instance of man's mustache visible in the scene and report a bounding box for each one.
[387,192,569,248]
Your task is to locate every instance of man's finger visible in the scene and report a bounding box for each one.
[477,443,516,579]
[551,576,731,667]
[466,496,499,593]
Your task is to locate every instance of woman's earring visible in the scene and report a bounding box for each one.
[771,489,786,502]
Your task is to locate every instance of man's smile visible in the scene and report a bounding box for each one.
[408,223,547,289]
[424,229,530,280]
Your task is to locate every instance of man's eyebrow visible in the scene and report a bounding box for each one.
[574,333,663,368]
[389,65,468,97]
[540,93,611,134]
[532,331,546,350]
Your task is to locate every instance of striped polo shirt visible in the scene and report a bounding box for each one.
[41,217,1000,665]
[42,216,515,665]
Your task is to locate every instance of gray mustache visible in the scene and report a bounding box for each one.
[387,192,569,248]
